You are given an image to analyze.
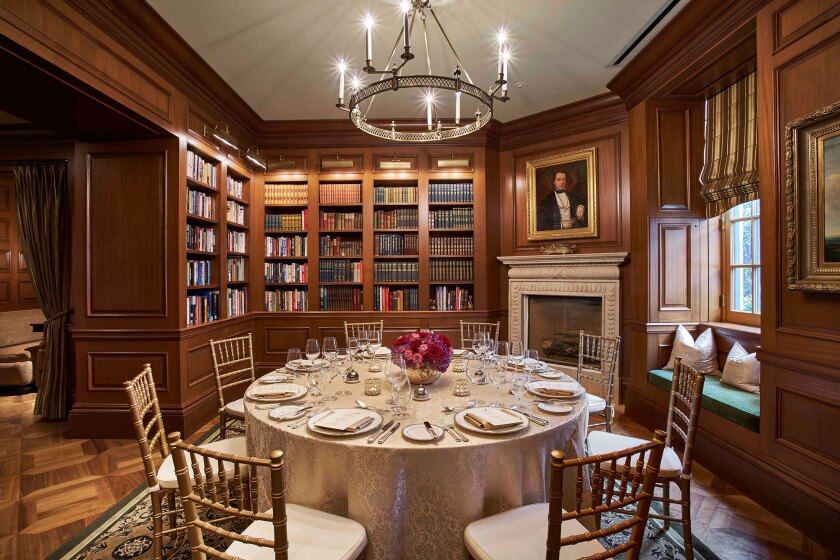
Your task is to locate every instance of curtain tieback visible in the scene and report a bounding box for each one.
[46,309,71,323]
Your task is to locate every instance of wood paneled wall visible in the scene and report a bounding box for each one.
[0,167,38,312]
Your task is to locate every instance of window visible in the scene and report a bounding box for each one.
[722,201,760,325]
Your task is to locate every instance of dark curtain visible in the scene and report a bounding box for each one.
[14,164,71,419]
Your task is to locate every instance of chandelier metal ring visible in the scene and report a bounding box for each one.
[348,75,494,142]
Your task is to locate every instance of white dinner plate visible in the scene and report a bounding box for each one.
[402,423,444,442]
[452,348,467,356]
[268,405,309,421]
[454,407,529,435]
[537,402,574,414]
[536,369,568,380]
[307,409,383,437]
[527,380,585,400]
[245,383,308,402]
[259,374,293,384]
[287,359,327,371]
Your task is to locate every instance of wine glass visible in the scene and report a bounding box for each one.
[347,337,360,374]
[389,373,411,420]
[368,330,383,373]
[305,338,320,367]
[463,354,487,406]
[321,337,339,400]
[509,341,525,368]
[510,368,529,412]
[307,368,324,405]
[384,353,406,405]
[524,349,540,382]
[487,355,509,407]
[471,333,489,381]
[287,348,303,377]
[334,347,352,396]
[494,341,510,372]
[358,331,371,361]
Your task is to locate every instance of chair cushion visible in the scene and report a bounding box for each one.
[225,504,367,560]
[586,431,683,479]
[464,503,605,560]
[225,398,245,418]
[586,394,607,413]
[648,369,760,432]
[156,436,246,489]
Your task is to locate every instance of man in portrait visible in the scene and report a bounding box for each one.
[536,170,587,231]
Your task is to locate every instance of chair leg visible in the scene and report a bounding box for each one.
[220,410,227,439]
[150,490,164,560]
[605,405,613,433]
[662,481,671,530]
[166,490,177,531]
[680,478,694,560]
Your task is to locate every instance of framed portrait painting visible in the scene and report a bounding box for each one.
[526,148,598,241]
[786,101,840,292]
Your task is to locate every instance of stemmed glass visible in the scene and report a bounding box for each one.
[384,354,406,405]
[334,348,352,396]
[471,332,491,383]
[510,368,529,412]
[368,330,383,373]
[463,354,487,406]
[494,341,510,373]
[487,352,510,407]
[287,348,303,377]
[524,349,540,382]
[307,368,324,405]
[305,338,320,367]
[509,341,525,369]
[389,367,411,420]
[322,337,338,400]
[358,331,371,362]
[347,337,360,375]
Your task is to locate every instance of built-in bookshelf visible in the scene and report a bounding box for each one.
[372,180,420,310]
[319,181,364,310]
[186,147,221,326]
[225,168,250,319]
[428,180,475,311]
[264,181,309,311]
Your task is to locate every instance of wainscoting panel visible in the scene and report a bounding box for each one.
[656,108,691,211]
[87,351,168,391]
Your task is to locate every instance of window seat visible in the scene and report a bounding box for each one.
[648,369,760,432]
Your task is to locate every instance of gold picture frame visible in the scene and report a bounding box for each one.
[526,147,598,241]
[786,101,840,292]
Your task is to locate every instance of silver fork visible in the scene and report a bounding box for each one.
[290,407,324,428]
[445,421,469,442]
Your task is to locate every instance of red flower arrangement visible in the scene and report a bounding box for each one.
[391,330,452,373]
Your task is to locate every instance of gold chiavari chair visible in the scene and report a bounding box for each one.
[459,320,500,350]
[209,333,257,439]
[344,320,384,345]
[464,430,666,560]
[587,357,705,559]
[167,432,368,560]
[575,330,621,432]
[124,364,246,559]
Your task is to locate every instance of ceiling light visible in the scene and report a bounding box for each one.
[204,122,239,151]
[334,0,512,142]
[244,146,267,171]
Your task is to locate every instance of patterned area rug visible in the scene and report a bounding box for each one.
[48,421,716,560]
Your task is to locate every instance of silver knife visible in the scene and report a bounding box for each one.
[378,422,400,444]
[517,410,549,425]
[423,421,439,440]
[367,419,394,443]
[354,417,376,432]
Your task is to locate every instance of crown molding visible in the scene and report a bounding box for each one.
[607,0,768,109]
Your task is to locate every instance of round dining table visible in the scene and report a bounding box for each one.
[245,361,588,560]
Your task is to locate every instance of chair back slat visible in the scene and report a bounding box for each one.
[666,357,706,477]
[168,432,289,560]
[576,331,621,400]
[545,430,667,560]
[343,321,384,345]
[124,364,169,489]
[209,334,256,410]
[459,320,500,350]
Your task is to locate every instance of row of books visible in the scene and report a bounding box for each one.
[429,208,473,229]
[187,224,215,252]
[228,257,246,282]
[187,260,212,286]
[430,259,474,282]
[187,188,216,220]
[227,176,244,199]
[266,210,307,231]
[433,286,472,311]
[266,288,308,311]
[227,287,247,317]
[319,286,363,311]
[265,183,307,206]
[320,183,361,204]
[187,151,218,187]
[429,182,473,203]
[374,209,418,229]
[227,231,246,253]
[320,211,362,230]
[373,185,417,203]
[265,235,307,257]
[187,290,219,325]
[374,233,419,256]
[226,200,246,225]
[374,287,419,311]
[319,260,362,283]
[373,261,419,282]
[320,236,362,257]
[430,236,473,255]
[265,262,307,283]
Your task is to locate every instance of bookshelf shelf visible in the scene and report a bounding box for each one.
[320,229,363,233]
[227,279,248,285]
[430,254,474,258]
[373,228,419,233]
[374,281,419,285]
[188,283,219,289]
[428,202,474,207]
[227,221,248,229]
[374,254,420,259]
[227,250,247,257]
[186,176,219,193]
[186,213,218,225]
[320,282,363,286]
[265,282,308,287]
[265,256,309,260]
[265,203,308,208]
[319,203,363,208]
[373,202,419,207]
[226,193,249,205]
[265,229,307,234]
[319,255,363,259]
[429,228,474,232]
[186,249,218,256]
[430,281,475,285]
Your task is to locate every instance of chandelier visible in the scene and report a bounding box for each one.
[335,0,511,142]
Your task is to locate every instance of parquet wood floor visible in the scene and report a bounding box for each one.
[0,394,834,559]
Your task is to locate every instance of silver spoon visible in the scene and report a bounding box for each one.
[356,400,387,413]
[441,400,479,414]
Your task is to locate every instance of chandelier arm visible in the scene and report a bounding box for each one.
[364,12,418,120]
[421,17,432,76]
[428,7,474,85]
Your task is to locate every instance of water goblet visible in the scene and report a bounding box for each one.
[368,330,383,373]
[389,375,411,420]
[358,331,371,361]
[307,369,324,405]
[463,354,487,406]
[287,347,303,377]
[509,341,525,368]
[487,357,509,407]
[510,369,529,411]
[334,347,352,396]
[384,354,406,405]
[305,338,320,367]
[524,349,540,382]
[347,337,360,373]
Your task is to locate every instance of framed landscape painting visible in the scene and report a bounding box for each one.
[786,101,840,292]
[526,148,598,241]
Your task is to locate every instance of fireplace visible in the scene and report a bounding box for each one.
[527,295,602,366]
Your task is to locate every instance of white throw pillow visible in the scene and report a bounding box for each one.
[721,342,760,393]
[664,325,719,374]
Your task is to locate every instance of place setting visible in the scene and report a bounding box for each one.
[306,408,384,437]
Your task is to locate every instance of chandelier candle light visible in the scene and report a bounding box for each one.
[335,0,512,142]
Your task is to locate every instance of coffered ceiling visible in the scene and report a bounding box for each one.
[147,0,686,123]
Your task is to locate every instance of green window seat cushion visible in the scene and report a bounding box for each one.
[648,369,760,433]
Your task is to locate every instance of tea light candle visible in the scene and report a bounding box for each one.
[364,378,381,396]
[453,379,470,397]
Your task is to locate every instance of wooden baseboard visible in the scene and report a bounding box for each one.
[625,386,840,551]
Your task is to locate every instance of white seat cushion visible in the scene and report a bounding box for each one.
[586,431,682,479]
[464,503,605,560]
[586,394,607,413]
[225,398,245,418]
[225,504,367,560]
[156,436,247,489]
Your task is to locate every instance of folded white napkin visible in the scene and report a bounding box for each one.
[464,408,523,430]
[315,410,375,432]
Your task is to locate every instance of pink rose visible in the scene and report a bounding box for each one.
[412,353,423,365]
[403,349,413,360]
[418,344,429,353]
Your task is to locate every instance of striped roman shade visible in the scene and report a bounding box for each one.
[699,72,759,218]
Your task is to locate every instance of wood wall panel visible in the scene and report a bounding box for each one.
[0,217,8,242]
[774,0,840,49]
[0,183,8,210]
[776,388,840,466]
[0,168,37,312]
[656,108,691,211]
[264,326,311,356]
[0,281,9,304]
[0,250,9,273]
[86,151,167,317]
[658,223,692,310]
[18,280,36,303]
[87,352,168,391]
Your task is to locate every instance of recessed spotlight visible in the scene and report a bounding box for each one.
[515,82,528,89]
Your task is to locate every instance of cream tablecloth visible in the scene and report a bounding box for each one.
[245,363,588,560]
